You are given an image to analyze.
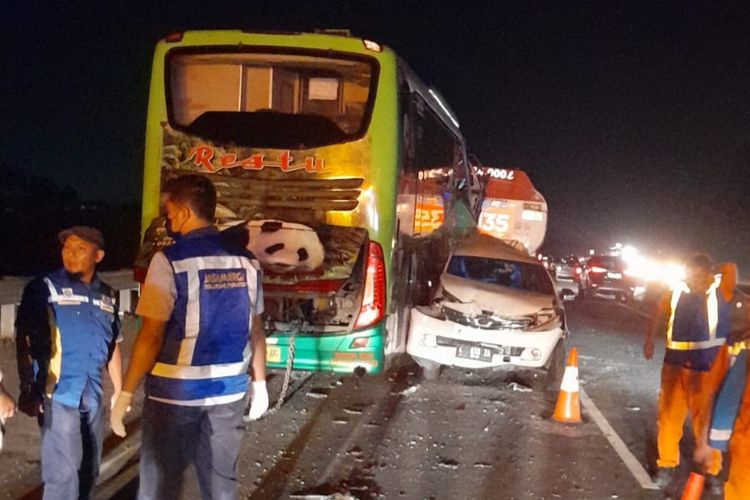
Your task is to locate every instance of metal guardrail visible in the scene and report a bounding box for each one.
[0,270,138,339]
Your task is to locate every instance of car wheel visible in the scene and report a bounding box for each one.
[544,340,566,397]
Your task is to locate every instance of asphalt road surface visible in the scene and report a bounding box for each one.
[0,292,723,499]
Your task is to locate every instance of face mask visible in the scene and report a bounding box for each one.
[165,216,183,241]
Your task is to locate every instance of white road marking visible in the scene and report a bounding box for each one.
[617,302,654,320]
[579,388,659,490]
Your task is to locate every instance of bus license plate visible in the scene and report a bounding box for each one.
[456,343,494,362]
[266,346,281,363]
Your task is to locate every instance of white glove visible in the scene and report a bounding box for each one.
[110,391,133,437]
[247,381,269,421]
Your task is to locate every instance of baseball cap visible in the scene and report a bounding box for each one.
[58,226,105,250]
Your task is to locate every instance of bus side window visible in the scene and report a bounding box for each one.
[411,93,461,235]
[396,77,417,238]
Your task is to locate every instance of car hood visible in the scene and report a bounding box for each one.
[440,273,554,317]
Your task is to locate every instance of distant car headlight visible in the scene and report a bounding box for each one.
[529,308,563,331]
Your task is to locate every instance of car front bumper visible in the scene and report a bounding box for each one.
[406,307,563,369]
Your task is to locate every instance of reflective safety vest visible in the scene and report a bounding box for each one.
[665,275,730,370]
[42,269,120,409]
[144,227,262,407]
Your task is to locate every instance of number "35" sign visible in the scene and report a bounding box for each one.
[478,211,510,236]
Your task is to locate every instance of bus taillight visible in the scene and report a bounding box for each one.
[354,241,386,330]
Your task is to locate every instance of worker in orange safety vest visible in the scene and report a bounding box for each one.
[643,254,736,494]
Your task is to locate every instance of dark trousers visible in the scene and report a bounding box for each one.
[41,399,104,500]
[138,398,244,500]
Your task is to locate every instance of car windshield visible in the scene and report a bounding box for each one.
[447,255,554,295]
[168,50,376,149]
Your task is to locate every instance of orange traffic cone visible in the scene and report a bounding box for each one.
[552,347,581,423]
[681,472,704,500]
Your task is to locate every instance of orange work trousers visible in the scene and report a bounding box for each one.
[725,355,750,500]
[656,346,729,475]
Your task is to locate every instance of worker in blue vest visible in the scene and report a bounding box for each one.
[15,226,123,500]
[643,253,735,493]
[111,174,267,500]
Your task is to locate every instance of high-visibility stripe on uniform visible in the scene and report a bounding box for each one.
[170,255,254,366]
[148,392,245,407]
[92,299,115,313]
[729,342,749,356]
[43,277,90,305]
[666,275,725,351]
[43,280,64,398]
[151,345,251,380]
[710,428,733,441]
[146,373,247,401]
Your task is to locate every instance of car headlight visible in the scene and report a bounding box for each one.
[529,308,562,331]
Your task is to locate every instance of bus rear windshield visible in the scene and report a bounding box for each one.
[167,50,377,149]
[447,255,554,295]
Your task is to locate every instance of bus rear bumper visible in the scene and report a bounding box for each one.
[264,323,386,374]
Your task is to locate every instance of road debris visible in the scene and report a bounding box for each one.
[307,388,330,399]
[508,382,533,392]
[397,385,419,397]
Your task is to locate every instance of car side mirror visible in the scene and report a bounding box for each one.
[558,288,576,302]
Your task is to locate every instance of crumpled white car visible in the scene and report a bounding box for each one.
[407,232,567,390]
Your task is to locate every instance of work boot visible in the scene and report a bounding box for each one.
[651,467,676,488]
[705,474,723,496]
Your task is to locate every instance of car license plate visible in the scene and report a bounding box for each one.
[266,346,281,363]
[607,272,622,279]
[456,343,494,362]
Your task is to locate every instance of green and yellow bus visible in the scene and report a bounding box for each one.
[136,30,476,374]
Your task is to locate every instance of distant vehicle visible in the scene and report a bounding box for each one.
[555,255,582,282]
[579,255,644,301]
[406,232,566,391]
[134,30,477,375]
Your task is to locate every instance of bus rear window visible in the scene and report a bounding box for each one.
[167,50,377,149]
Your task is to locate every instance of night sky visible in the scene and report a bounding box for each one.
[2,1,750,270]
